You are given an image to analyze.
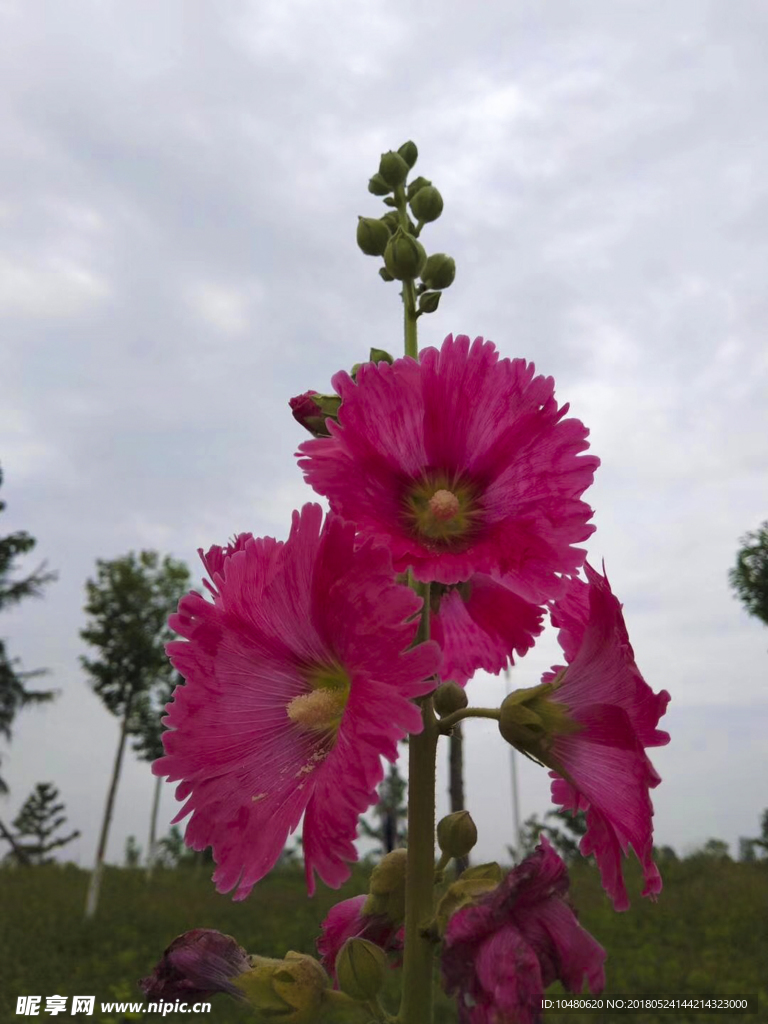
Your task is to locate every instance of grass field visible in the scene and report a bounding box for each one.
[2,854,766,1023]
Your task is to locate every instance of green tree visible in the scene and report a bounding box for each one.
[80,550,190,918]
[2,782,79,865]
[0,466,57,794]
[729,521,768,628]
[360,760,408,855]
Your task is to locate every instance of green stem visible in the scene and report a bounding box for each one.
[438,706,501,734]
[399,700,438,1021]
[394,184,419,359]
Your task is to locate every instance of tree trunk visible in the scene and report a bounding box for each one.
[145,772,162,881]
[84,695,133,919]
[0,817,31,865]
[448,723,469,872]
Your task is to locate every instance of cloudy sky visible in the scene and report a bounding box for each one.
[1,0,767,885]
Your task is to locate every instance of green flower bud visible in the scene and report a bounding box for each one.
[418,291,441,314]
[437,810,478,860]
[421,253,456,290]
[369,348,394,365]
[289,391,341,438]
[378,267,395,282]
[379,150,410,187]
[498,679,581,769]
[368,173,392,196]
[380,210,417,235]
[336,939,388,1001]
[380,211,400,235]
[363,847,407,924]
[397,140,418,169]
[406,176,432,201]
[433,681,468,717]
[384,229,427,280]
[409,185,444,223]
[237,952,329,1024]
[356,216,390,257]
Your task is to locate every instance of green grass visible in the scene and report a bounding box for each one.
[1,856,766,1023]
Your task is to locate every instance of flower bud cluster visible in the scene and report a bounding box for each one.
[355,139,455,309]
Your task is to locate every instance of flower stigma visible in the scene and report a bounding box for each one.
[405,473,481,546]
[287,664,351,735]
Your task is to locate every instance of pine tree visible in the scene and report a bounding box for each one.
[360,760,408,854]
[0,466,57,794]
[80,550,190,918]
[1,782,79,864]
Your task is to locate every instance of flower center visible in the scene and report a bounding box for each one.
[287,664,350,735]
[429,488,461,521]
[404,473,480,546]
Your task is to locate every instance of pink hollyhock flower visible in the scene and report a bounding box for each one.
[140,929,251,1002]
[441,837,606,1024]
[505,563,670,911]
[431,574,546,686]
[297,335,600,586]
[156,504,440,900]
[317,895,403,980]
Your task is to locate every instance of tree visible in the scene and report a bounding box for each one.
[125,835,142,867]
[1,782,79,865]
[360,760,408,855]
[80,550,190,918]
[729,521,768,628]
[0,466,57,794]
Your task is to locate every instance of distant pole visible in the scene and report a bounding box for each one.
[503,668,521,854]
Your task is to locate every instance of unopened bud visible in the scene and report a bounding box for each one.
[336,939,388,1001]
[289,391,341,438]
[379,150,410,187]
[380,211,400,235]
[418,291,441,314]
[397,140,418,169]
[433,681,468,717]
[369,348,393,365]
[409,185,444,223]
[406,176,432,201]
[384,229,427,280]
[368,173,392,196]
[437,810,478,860]
[356,216,390,257]
[421,253,456,290]
[364,847,407,924]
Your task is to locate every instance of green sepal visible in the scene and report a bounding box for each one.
[369,348,394,365]
[378,267,395,282]
[435,862,504,937]
[418,290,441,314]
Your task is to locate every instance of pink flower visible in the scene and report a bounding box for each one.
[431,574,546,686]
[298,335,599,586]
[542,563,670,910]
[441,837,606,1024]
[156,504,440,900]
[140,929,250,1002]
[317,895,403,980]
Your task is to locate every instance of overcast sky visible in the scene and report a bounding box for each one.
[1,0,767,885]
